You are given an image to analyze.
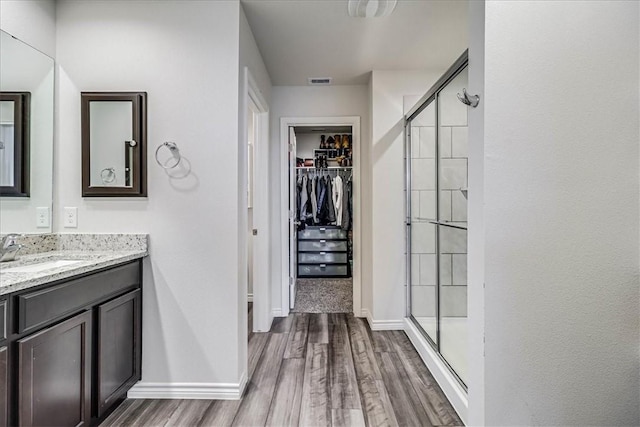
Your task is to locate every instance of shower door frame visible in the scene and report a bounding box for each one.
[405,50,469,390]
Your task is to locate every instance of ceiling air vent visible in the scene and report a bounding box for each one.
[308,77,332,86]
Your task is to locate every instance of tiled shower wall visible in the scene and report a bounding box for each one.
[407,75,468,318]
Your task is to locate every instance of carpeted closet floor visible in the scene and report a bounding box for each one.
[292,278,353,313]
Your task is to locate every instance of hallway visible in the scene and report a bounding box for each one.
[101,313,462,426]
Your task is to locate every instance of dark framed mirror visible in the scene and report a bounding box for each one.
[0,92,30,197]
[81,92,147,197]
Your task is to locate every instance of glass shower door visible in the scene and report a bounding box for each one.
[408,100,438,344]
[406,60,468,387]
[438,67,468,384]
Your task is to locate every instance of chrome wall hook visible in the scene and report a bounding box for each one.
[457,88,480,108]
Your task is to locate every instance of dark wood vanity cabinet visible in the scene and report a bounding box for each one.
[0,346,7,427]
[17,311,92,427]
[1,259,142,426]
[96,289,141,417]
[0,298,8,427]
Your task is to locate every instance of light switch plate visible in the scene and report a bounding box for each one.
[64,207,78,228]
[36,207,50,228]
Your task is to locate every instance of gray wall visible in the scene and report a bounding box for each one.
[478,1,639,425]
[55,0,251,388]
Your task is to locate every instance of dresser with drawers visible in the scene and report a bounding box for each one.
[297,225,350,278]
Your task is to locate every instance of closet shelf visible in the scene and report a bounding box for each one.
[296,166,352,170]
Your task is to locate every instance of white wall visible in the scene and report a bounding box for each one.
[467,0,485,424]
[239,5,271,106]
[269,85,369,313]
[56,0,247,389]
[238,1,272,352]
[0,0,56,58]
[370,70,444,323]
[366,77,374,315]
[480,1,639,425]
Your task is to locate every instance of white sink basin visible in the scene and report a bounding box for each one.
[3,259,84,273]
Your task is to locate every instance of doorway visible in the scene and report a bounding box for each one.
[280,117,361,317]
[247,101,257,332]
[244,68,270,334]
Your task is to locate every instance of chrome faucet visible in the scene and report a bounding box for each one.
[0,234,22,262]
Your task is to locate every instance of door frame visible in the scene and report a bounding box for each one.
[279,116,362,317]
[244,68,270,333]
[288,127,298,310]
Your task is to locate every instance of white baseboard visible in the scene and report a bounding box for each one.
[403,318,468,424]
[272,308,282,317]
[248,293,253,303]
[128,372,247,400]
[361,309,404,331]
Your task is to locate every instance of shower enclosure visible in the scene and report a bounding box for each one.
[405,52,468,387]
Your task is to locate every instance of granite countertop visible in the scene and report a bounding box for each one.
[0,249,147,295]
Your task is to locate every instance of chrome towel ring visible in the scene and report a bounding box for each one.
[100,167,116,184]
[155,141,182,169]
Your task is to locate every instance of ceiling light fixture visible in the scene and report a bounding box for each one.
[347,0,397,18]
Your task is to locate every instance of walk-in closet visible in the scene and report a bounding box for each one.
[290,126,354,313]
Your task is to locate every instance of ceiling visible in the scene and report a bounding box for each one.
[241,0,468,86]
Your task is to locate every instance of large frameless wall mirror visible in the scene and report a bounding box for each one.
[0,30,54,233]
[81,92,147,197]
[406,51,469,388]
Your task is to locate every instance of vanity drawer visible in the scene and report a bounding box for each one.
[298,240,347,252]
[298,252,347,264]
[298,264,348,277]
[298,227,347,240]
[0,300,6,341]
[16,261,140,335]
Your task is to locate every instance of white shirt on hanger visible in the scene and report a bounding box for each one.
[333,175,343,226]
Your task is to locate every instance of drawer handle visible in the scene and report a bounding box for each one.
[320,264,327,269]
[320,240,326,243]
[320,228,326,232]
[320,252,326,255]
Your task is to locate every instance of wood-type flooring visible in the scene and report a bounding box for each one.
[101,308,463,427]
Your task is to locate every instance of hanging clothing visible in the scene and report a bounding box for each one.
[296,170,352,228]
[341,177,352,231]
[317,176,329,223]
[311,176,318,223]
[333,175,343,226]
[305,176,313,224]
[299,175,309,222]
[326,175,336,223]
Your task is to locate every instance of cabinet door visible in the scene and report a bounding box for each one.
[18,310,91,427]
[0,346,7,427]
[97,289,141,417]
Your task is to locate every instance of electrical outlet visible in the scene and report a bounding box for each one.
[36,207,50,228]
[64,207,78,228]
